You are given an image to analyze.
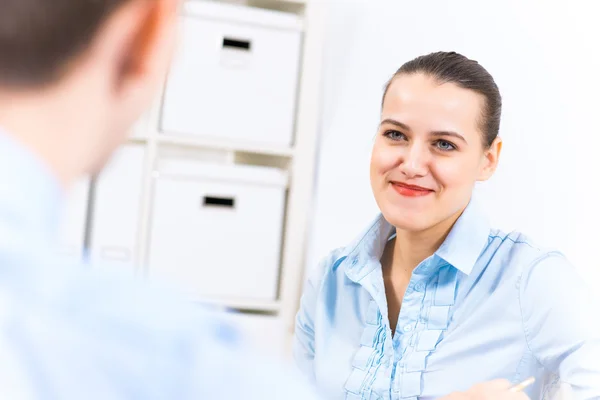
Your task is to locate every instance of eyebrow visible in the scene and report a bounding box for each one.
[380,118,468,144]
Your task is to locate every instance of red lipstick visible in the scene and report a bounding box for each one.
[391,182,434,197]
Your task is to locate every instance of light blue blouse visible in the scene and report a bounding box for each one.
[293,200,600,400]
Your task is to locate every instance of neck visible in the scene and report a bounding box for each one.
[391,209,464,275]
[0,85,89,191]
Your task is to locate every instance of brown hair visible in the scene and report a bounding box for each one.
[383,51,502,147]
[0,0,132,87]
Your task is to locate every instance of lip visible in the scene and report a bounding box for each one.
[391,181,434,197]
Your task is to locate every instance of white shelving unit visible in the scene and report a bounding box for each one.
[58,0,327,356]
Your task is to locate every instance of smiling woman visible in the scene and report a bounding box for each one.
[293,52,600,400]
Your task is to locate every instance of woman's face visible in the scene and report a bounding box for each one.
[370,73,501,232]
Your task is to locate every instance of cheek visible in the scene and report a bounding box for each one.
[370,142,399,177]
[431,156,480,190]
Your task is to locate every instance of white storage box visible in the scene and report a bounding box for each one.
[58,178,90,262]
[160,1,303,147]
[89,145,145,269]
[147,160,288,301]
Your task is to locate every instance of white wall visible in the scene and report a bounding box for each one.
[307,0,600,285]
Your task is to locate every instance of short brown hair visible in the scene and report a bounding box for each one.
[0,0,131,87]
[383,51,502,148]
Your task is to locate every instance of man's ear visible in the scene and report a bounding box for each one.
[109,0,180,89]
[477,137,502,182]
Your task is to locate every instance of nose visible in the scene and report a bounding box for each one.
[398,142,429,178]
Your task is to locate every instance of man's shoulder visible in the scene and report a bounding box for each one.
[0,228,320,399]
[0,235,243,396]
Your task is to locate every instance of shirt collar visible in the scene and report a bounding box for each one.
[0,128,63,239]
[343,198,490,281]
[434,198,490,275]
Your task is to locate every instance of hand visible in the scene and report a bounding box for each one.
[439,379,530,400]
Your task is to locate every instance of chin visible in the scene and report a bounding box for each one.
[381,209,436,233]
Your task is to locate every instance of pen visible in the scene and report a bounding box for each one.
[509,377,535,393]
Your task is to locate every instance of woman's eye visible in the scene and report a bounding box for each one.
[435,140,456,151]
[383,130,407,141]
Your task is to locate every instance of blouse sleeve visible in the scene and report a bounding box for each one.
[519,252,600,399]
[292,250,340,383]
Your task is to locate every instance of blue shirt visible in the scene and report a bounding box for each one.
[293,199,600,400]
[0,130,320,399]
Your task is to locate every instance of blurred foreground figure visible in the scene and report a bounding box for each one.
[0,0,318,398]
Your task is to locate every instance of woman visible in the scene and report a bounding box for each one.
[293,52,600,400]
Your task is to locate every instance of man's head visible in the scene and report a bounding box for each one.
[0,0,180,185]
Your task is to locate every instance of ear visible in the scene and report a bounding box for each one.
[105,0,181,91]
[477,137,502,181]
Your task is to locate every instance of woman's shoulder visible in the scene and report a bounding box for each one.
[487,228,566,262]
[305,246,351,289]
[306,215,392,285]
[484,227,577,283]
[505,231,598,341]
